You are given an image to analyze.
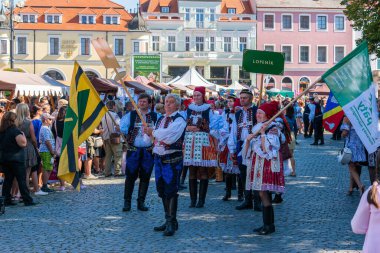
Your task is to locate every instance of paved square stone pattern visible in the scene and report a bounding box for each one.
[0,135,367,252]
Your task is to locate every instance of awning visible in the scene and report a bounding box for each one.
[89,77,119,94]
[147,82,172,94]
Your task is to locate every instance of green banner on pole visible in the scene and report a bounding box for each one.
[133,55,161,82]
[242,50,285,75]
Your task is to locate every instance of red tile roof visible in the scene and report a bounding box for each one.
[146,0,178,13]
[15,3,132,31]
[78,7,97,15]
[44,7,63,14]
[221,0,253,14]
[103,8,121,15]
[19,6,38,14]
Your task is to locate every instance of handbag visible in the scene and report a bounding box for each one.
[280,142,292,160]
[93,136,104,148]
[338,129,352,165]
[105,113,121,145]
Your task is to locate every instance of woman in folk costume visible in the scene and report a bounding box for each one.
[182,86,224,208]
[219,96,241,201]
[242,101,285,235]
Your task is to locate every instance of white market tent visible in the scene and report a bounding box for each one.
[0,71,69,96]
[167,68,215,88]
[229,81,249,91]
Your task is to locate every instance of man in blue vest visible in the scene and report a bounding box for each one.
[120,94,158,212]
[228,89,262,211]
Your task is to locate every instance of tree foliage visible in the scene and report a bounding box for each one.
[341,0,380,57]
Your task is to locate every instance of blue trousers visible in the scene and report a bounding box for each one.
[154,154,183,199]
[125,148,154,182]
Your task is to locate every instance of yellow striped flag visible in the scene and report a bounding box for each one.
[58,61,108,190]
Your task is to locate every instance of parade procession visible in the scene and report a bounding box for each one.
[0,0,380,252]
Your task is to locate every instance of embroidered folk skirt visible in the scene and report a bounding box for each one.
[219,146,240,174]
[183,132,217,168]
[246,154,285,193]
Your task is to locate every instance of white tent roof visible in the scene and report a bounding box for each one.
[0,71,69,96]
[229,81,248,91]
[167,68,215,88]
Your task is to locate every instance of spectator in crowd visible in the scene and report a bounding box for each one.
[0,111,36,206]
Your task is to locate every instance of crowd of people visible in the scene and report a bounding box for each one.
[0,88,379,242]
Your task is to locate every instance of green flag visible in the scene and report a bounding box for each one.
[322,41,379,153]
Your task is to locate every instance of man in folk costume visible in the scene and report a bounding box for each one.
[219,96,241,201]
[120,93,158,212]
[228,89,262,211]
[183,86,223,208]
[144,94,187,236]
[243,101,285,235]
[310,97,324,145]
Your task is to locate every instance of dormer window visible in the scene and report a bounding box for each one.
[103,15,119,25]
[80,15,96,24]
[22,14,37,23]
[45,14,61,24]
[227,8,236,14]
[161,6,170,13]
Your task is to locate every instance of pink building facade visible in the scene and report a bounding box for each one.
[255,0,353,94]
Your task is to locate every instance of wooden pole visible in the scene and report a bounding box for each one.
[257,74,265,107]
[113,68,148,127]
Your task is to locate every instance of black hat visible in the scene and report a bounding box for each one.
[240,89,253,96]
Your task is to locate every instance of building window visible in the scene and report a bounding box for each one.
[80,38,90,55]
[224,37,232,52]
[152,36,160,52]
[133,41,139,53]
[114,38,124,56]
[196,8,204,28]
[299,77,310,91]
[282,14,292,30]
[81,16,87,24]
[89,16,94,24]
[185,36,190,51]
[22,15,28,23]
[239,37,247,52]
[227,8,236,14]
[105,16,111,24]
[281,77,293,91]
[47,15,53,23]
[317,46,327,63]
[30,15,36,23]
[334,15,345,31]
[317,15,327,30]
[264,14,274,30]
[299,15,310,30]
[210,8,215,22]
[299,45,310,63]
[1,39,7,54]
[264,45,274,52]
[85,71,99,79]
[161,6,170,13]
[46,15,60,24]
[282,45,292,63]
[112,16,118,24]
[210,37,215,52]
[54,15,60,23]
[168,36,176,52]
[185,8,190,21]
[17,37,27,54]
[49,37,59,55]
[44,70,64,81]
[334,46,345,62]
[196,37,204,52]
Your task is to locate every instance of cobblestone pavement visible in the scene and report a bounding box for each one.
[1,134,368,253]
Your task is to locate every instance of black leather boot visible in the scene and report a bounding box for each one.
[154,198,168,232]
[122,178,134,212]
[231,174,237,190]
[272,193,283,204]
[257,206,275,235]
[237,176,244,201]
[196,179,208,208]
[137,181,149,211]
[164,195,178,236]
[253,191,262,212]
[222,174,232,201]
[189,179,197,208]
[236,190,253,210]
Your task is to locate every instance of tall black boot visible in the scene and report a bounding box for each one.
[189,179,197,208]
[236,190,253,210]
[122,178,135,212]
[164,194,178,236]
[231,174,237,190]
[257,206,275,235]
[222,174,232,201]
[154,198,168,232]
[137,181,150,211]
[237,176,244,201]
[253,191,262,212]
[196,179,208,208]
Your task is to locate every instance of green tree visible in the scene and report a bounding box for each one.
[341,0,380,57]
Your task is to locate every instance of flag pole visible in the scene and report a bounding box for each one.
[113,68,148,127]
[258,74,265,106]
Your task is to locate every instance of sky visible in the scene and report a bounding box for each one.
[113,0,139,12]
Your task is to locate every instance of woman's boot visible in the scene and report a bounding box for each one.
[196,179,208,208]
[188,179,197,208]
[222,174,232,201]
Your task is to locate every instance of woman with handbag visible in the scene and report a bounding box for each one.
[83,128,103,179]
[341,117,366,196]
[0,112,36,206]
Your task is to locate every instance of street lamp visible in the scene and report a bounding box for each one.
[0,0,25,70]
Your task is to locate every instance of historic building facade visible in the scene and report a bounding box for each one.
[139,0,256,85]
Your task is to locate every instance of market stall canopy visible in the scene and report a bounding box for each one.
[228,81,249,91]
[89,77,119,94]
[122,75,157,95]
[167,68,215,88]
[147,82,172,94]
[309,83,330,96]
[135,75,150,85]
[0,71,69,96]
